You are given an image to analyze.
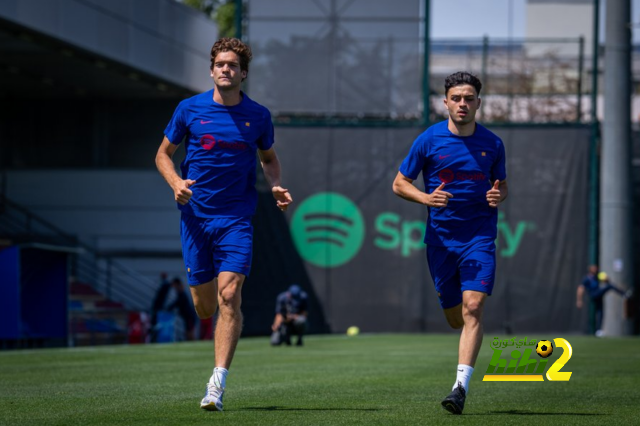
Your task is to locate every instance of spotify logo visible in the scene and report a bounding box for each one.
[290,192,365,268]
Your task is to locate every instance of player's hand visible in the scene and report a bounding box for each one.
[487,180,501,208]
[174,179,196,205]
[576,300,583,309]
[272,186,293,211]
[427,182,453,208]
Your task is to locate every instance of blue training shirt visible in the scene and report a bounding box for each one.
[399,120,507,247]
[164,89,274,218]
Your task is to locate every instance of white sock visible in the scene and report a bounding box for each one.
[453,364,474,393]
[210,367,228,389]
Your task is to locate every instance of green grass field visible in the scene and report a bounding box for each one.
[1,334,638,425]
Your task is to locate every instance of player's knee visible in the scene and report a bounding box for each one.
[463,300,483,320]
[219,285,241,310]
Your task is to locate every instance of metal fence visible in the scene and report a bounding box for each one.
[246,0,592,125]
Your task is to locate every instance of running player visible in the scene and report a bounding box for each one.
[392,71,507,415]
[155,37,292,411]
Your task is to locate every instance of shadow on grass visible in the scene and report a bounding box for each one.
[486,410,608,416]
[240,406,382,412]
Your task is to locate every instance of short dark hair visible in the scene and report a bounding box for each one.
[444,72,482,96]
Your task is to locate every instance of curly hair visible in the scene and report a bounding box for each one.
[210,38,252,76]
[444,72,482,96]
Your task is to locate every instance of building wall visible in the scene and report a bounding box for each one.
[0,0,217,93]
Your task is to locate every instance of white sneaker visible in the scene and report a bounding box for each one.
[201,383,224,411]
[595,330,604,337]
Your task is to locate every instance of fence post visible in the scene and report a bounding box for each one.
[577,36,584,122]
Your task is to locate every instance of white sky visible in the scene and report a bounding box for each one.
[430,0,640,42]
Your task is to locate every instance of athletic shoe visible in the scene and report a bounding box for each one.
[441,382,466,414]
[201,383,224,411]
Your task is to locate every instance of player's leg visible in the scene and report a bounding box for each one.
[443,304,464,329]
[442,240,494,414]
[201,216,253,411]
[200,272,245,411]
[190,279,218,319]
[594,301,604,336]
[181,212,218,318]
[214,271,245,368]
[281,320,292,346]
[441,291,486,415]
[427,245,463,328]
[427,244,468,414]
[458,290,488,367]
[181,214,226,411]
[457,239,495,368]
[189,279,228,411]
[293,316,307,346]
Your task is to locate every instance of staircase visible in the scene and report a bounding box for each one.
[69,281,129,346]
[0,195,156,346]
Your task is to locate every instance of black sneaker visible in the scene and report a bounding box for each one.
[441,382,466,414]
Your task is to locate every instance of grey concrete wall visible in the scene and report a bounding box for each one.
[0,0,217,92]
[4,169,186,298]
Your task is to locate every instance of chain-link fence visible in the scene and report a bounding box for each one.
[246,0,592,125]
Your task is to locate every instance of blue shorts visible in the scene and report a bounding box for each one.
[180,213,253,285]
[426,239,496,309]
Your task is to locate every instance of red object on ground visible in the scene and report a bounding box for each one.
[128,311,150,344]
[200,317,213,340]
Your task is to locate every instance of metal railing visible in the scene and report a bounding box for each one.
[0,196,157,311]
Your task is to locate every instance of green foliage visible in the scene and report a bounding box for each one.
[181,0,237,38]
[216,2,236,38]
[0,335,638,425]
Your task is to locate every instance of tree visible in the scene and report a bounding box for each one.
[181,0,237,38]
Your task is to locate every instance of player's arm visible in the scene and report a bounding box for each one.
[392,171,453,207]
[272,313,284,331]
[576,284,585,309]
[155,136,196,205]
[258,147,293,211]
[486,179,508,208]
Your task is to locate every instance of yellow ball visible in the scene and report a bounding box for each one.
[346,326,360,336]
[536,340,554,358]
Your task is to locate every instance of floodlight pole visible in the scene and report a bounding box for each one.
[422,0,430,127]
[235,0,243,40]
[588,0,600,266]
[601,0,633,336]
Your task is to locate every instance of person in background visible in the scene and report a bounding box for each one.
[167,277,197,341]
[150,272,172,342]
[577,268,628,337]
[576,264,599,334]
[271,284,308,347]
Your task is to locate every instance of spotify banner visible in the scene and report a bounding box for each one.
[266,125,590,334]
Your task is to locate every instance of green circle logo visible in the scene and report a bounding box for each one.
[290,192,365,268]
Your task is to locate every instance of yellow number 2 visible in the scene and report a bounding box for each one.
[546,338,573,381]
